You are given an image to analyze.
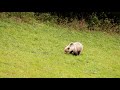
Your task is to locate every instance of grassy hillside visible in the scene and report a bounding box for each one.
[0,17,120,78]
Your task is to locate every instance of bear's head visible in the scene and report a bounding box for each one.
[64,42,74,54]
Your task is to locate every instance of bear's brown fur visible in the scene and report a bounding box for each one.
[64,42,83,56]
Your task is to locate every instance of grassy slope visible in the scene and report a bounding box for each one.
[0,18,120,78]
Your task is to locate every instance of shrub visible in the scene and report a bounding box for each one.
[34,13,58,23]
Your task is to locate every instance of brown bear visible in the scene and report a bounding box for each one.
[64,42,83,56]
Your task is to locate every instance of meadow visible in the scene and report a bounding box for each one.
[0,15,120,78]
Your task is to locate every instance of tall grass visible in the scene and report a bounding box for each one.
[35,12,120,34]
[0,12,119,34]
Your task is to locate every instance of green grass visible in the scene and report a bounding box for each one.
[0,17,120,78]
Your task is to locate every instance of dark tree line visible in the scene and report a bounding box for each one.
[36,12,120,23]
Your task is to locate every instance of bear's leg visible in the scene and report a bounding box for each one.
[73,52,78,56]
[78,51,81,55]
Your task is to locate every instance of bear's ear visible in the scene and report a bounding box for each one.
[70,42,73,46]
